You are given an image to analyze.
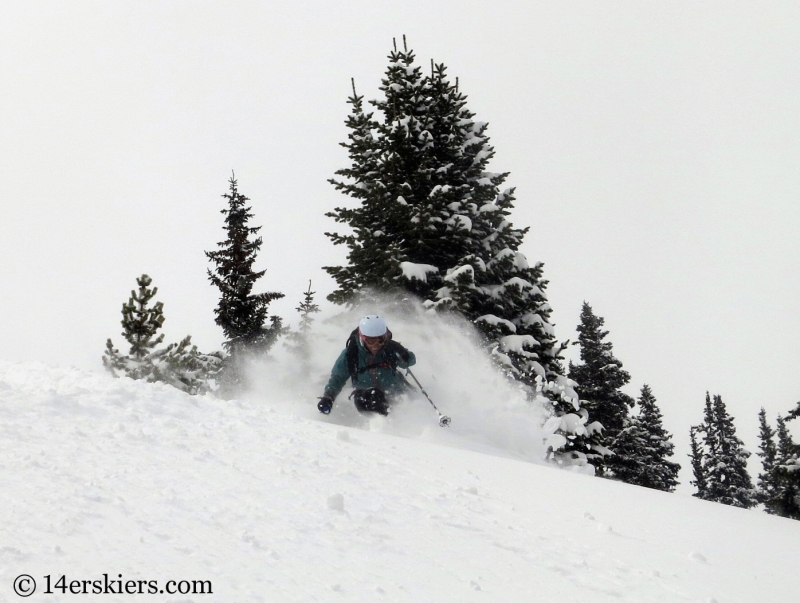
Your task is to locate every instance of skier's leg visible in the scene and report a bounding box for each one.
[352,388,390,415]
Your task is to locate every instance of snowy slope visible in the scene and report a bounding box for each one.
[1,360,798,603]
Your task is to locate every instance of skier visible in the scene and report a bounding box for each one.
[317,315,416,416]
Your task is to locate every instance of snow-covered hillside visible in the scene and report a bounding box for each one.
[1,359,797,603]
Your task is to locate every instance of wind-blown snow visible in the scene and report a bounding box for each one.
[249,304,550,463]
[1,356,799,601]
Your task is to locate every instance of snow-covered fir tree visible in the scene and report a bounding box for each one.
[765,413,800,519]
[432,191,566,387]
[103,274,221,394]
[609,385,680,491]
[421,60,567,394]
[206,174,285,389]
[567,302,635,474]
[326,39,584,462]
[326,39,566,382]
[325,74,410,303]
[691,393,756,508]
[326,45,501,302]
[326,38,581,465]
[756,408,779,507]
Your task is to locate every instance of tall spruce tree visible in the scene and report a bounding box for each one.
[609,385,680,491]
[326,41,431,302]
[707,393,757,508]
[776,415,795,462]
[326,39,566,393]
[766,414,800,519]
[206,174,285,363]
[326,77,410,303]
[327,39,584,467]
[691,393,756,508]
[567,302,635,474]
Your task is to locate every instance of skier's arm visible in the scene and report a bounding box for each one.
[400,349,416,369]
[323,349,350,401]
[385,340,415,369]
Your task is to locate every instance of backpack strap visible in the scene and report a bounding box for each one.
[345,328,360,386]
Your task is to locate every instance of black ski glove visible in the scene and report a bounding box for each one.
[317,396,333,414]
[384,340,410,363]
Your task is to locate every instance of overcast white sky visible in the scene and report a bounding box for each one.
[2,1,798,478]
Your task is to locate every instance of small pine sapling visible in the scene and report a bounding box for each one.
[103,274,164,381]
[285,281,321,365]
[103,274,221,394]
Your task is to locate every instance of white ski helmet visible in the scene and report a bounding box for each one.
[358,314,387,338]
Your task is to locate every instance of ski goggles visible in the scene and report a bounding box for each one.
[360,333,386,345]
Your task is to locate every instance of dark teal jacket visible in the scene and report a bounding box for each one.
[324,339,416,401]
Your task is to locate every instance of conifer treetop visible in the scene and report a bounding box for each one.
[568,303,634,439]
[120,274,165,359]
[692,393,756,508]
[206,173,284,354]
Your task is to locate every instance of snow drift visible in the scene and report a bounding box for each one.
[1,358,798,602]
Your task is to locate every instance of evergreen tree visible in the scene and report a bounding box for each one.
[766,414,800,519]
[150,336,224,395]
[423,60,566,391]
[103,274,164,380]
[756,408,778,506]
[206,174,285,364]
[296,280,320,335]
[285,281,321,365]
[103,275,220,394]
[326,38,576,463]
[605,410,649,486]
[689,425,708,498]
[567,302,635,474]
[776,415,795,462]
[609,385,680,491]
[691,393,756,508]
[326,39,565,387]
[433,197,566,387]
[325,76,408,303]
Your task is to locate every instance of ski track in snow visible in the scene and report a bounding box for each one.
[1,359,799,603]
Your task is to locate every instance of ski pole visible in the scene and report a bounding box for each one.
[403,368,451,427]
